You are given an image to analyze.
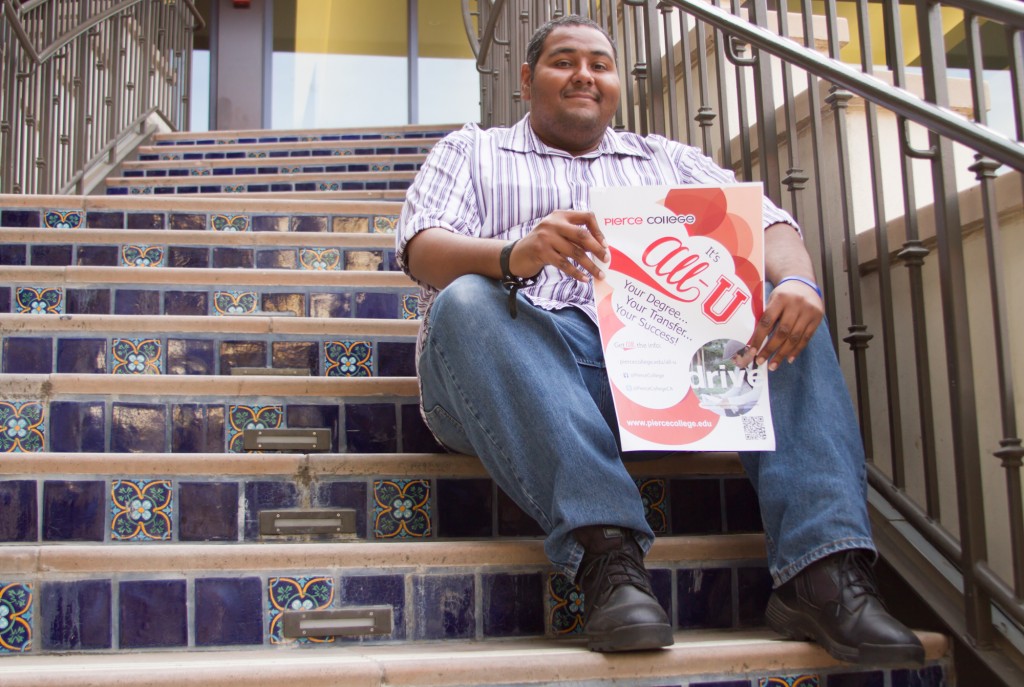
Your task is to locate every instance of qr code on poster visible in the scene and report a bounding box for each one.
[742,415,767,441]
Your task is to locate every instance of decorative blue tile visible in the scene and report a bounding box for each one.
[85,211,124,229]
[164,291,208,315]
[317,481,368,538]
[179,482,239,541]
[0,287,9,312]
[227,404,282,454]
[671,478,723,534]
[212,247,254,268]
[482,572,543,637]
[110,480,173,541]
[76,245,119,266]
[31,244,73,265]
[678,567,732,629]
[636,477,669,534]
[126,213,165,229]
[40,580,111,650]
[346,403,396,453]
[355,292,399,319]
[112,338,164,374]
[0,244,27,265]
[891,665,946,687]
[114,289,160,315]
[377,342,415,377]
[437,478,493,538]
[0,581,33,652]
[244,481,298,540]
[0,481,37,542]
[401,404,443,453]
[547,572,584,635]
[120,245,165,267]
[66,288,110,314]
[725,477,762,533]
[3,336,53,374]
[42,481,105,541]
[56,338,106,373]
[119,580,187,648]
[650,568,673,618]
[692,682,751,687]
[737,566,772,626]
[167,246,210,268]
[826,672,884,687]
[0,401,45,452]
[213,291,258,316]
[268,577,334,644]
[299,248,341,270]
[325,341,373,377]
[48,401,105,452]
[167,339,215,375]
[373,479,430,539]
[412,574,474,640]
[273,341,318,375]
[497,488,544,537]
[110,403,167,452]
[759,678,819,687]
[336,574,406,641]
[16,286,64,314]
[196,577,263,646]
[1,210,41,227]
[171,404,224,453]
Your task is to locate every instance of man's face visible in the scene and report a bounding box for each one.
[521,25,620,156]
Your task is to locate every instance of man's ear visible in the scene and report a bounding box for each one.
[520,63,532,102]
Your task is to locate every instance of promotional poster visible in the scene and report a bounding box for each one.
[591,184,775,452]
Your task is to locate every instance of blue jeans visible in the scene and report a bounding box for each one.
[418,274,875,585]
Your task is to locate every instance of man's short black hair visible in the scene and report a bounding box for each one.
[524,14,617,77]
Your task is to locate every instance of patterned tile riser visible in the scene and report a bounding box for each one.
[150,130,449,145]
[1,286,417,318]
[1,335,416,376]
[0,476,760,543]
[1,244,399,271]
[0,209,401,234]
[122,161,423,177]
[0,571,955,687]
[107,180,413,195]
[0,400,437,453]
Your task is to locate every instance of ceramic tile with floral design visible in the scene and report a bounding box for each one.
[325,341,373,377]
[0,582,32,652]
[121,245,165,267]
[210,214,251,232]
[548,572,584,636]
[16,286,64,314]
[0,401,45,452]
[110,480,173,541]
[112,338,164,374]
[636,477,668,534]
[373,479,431,539]
[300,248,342,271]
[267,576,335,644]
[213,291,258,316]
[44,210,84,229]
[227,404,283,452]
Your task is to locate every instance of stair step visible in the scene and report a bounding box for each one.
[152,121,456,142]
[0,631,950,687]
[0,193,402,217]
[2,265,412,287]
[1,227,397,249]
[106,169,416,191]
[122,152,426,175]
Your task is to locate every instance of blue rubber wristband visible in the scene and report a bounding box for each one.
[776,276,823,300]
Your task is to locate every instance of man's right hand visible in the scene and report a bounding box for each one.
[510,210,609,282]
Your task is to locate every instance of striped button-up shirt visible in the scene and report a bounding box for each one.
[397,114,797,344]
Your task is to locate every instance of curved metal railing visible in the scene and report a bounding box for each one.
[0,0,203,194]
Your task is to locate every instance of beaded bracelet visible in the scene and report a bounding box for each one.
[776,276,823,300]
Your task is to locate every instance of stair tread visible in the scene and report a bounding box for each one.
[0,450,743,477]
[0,630,949,687]
[0,193,403,214]
[0,264,414,286]
[107,170,417,185]
[0,228,397,247]
[123,153,427,169]
[152,122,459,140]
[1,535,767,574]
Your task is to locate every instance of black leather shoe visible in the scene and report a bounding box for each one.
[766,550,925,665]
[575,526,673,652]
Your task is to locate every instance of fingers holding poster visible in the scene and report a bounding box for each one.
[591,184,775,452]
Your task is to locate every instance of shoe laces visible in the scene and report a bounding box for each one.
[579,541,653,597]
[837,551,881,601]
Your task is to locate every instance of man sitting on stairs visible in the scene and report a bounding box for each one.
[396,14,924,664]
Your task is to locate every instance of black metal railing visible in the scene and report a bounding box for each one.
[0,0,203,194]
[465,0,1024,681]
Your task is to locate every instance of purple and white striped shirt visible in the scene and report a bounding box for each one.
[397,114,797,344]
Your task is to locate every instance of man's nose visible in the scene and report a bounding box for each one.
[573,64,595,84]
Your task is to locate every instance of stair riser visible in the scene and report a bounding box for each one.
[0,474,760,544]
[106,180,413,196]
[0,560,772,654]
[123,160,424,177]
[2,334,415,376]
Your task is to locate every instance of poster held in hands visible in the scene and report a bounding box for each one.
[591,183,775,452]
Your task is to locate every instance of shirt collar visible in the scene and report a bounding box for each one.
[500,114,649,160]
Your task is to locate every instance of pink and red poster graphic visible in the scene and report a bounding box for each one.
[591,184,775,451]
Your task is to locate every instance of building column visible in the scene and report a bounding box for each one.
[211,0,272,131]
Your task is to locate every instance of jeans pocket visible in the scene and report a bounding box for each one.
[423,403,475,456]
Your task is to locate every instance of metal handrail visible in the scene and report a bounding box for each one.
[669,0,1024,172]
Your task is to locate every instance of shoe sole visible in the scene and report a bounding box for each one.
[765,594,925,665]
[587,623,674,653]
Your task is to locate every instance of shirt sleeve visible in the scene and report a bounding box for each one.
[664,139,801,234]
[396,128,483,280]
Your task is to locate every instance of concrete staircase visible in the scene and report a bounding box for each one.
[0,124,950,686]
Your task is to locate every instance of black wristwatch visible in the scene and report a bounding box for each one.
[499,239,540,319]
